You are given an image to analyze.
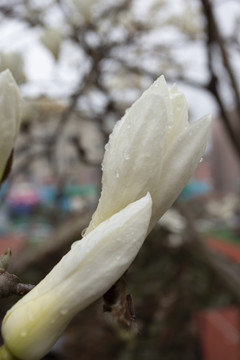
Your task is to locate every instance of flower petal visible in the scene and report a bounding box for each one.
[164,87,189,152]
[86,76,211,235]
[0,69,21,179]
[148,75,173,126]
[149,114,211,229]
[86,93,167,233]
[2,193,152,360]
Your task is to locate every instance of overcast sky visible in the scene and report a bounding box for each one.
[0,0,239,123]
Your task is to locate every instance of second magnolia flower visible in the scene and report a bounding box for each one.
[86,75,211,234]
[0,69,21,181]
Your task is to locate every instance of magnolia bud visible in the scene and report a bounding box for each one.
[2,194,152,360]
[85,75,211,234]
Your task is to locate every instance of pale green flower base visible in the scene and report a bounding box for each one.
[0,346,17,360]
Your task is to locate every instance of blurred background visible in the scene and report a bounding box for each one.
[0,0,240,359]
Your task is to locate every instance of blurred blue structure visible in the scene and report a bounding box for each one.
[180,180,212,201]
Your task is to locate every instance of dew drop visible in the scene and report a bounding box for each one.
[115,169,120,178]
[56,287,62,296]
[60,307,68,315]
[124,151,130,160]
[104,143,110,151]
[42,303,48,311]
[115,255,121,261]
[20,330,27,337]
[71,241,78,249]
[81,228,87,237]
[125,108,130,116]
[84,246,90,254]
[199,157,203,163]
[27,309,35,321]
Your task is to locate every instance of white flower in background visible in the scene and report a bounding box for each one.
[72,0,98,24]
[0,69,21,181]
[168,7,202,39]
[160,208,186,234]
[40,28,62,61]
[206,194,239,223]
[1,194,152,360]
[85,75,211,235]
[106,69,142,90]
[0,52,26,85]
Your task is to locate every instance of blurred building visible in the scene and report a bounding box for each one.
[211,113,240,194]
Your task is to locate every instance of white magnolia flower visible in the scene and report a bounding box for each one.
[0,75,211,360]
[0,69,21,181]
[0,53,26,85]
[85,75,211,234]
[72,0,98,23]
[1,194,152,360]
[40,28,62,61]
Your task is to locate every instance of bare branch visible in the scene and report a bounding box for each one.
[0,269,34,298]
[201,0,240,158]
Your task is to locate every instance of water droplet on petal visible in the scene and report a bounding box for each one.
[84,245,90,254]
[71,241,78,249]
[124,151,130,160]
[104,143,110,151]
[60,307,68,315]
[20,330,27,337]
[43,303,48,311]
[27,309,35,321]
[56,288,62,296]
[115,169,120,178]
[115,255,121,261]
[81,228,87,237]
[199,157,203,163]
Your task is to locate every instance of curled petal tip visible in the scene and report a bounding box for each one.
[202,113,212,126]
[193,113,212,134]
[0,69,16,85]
